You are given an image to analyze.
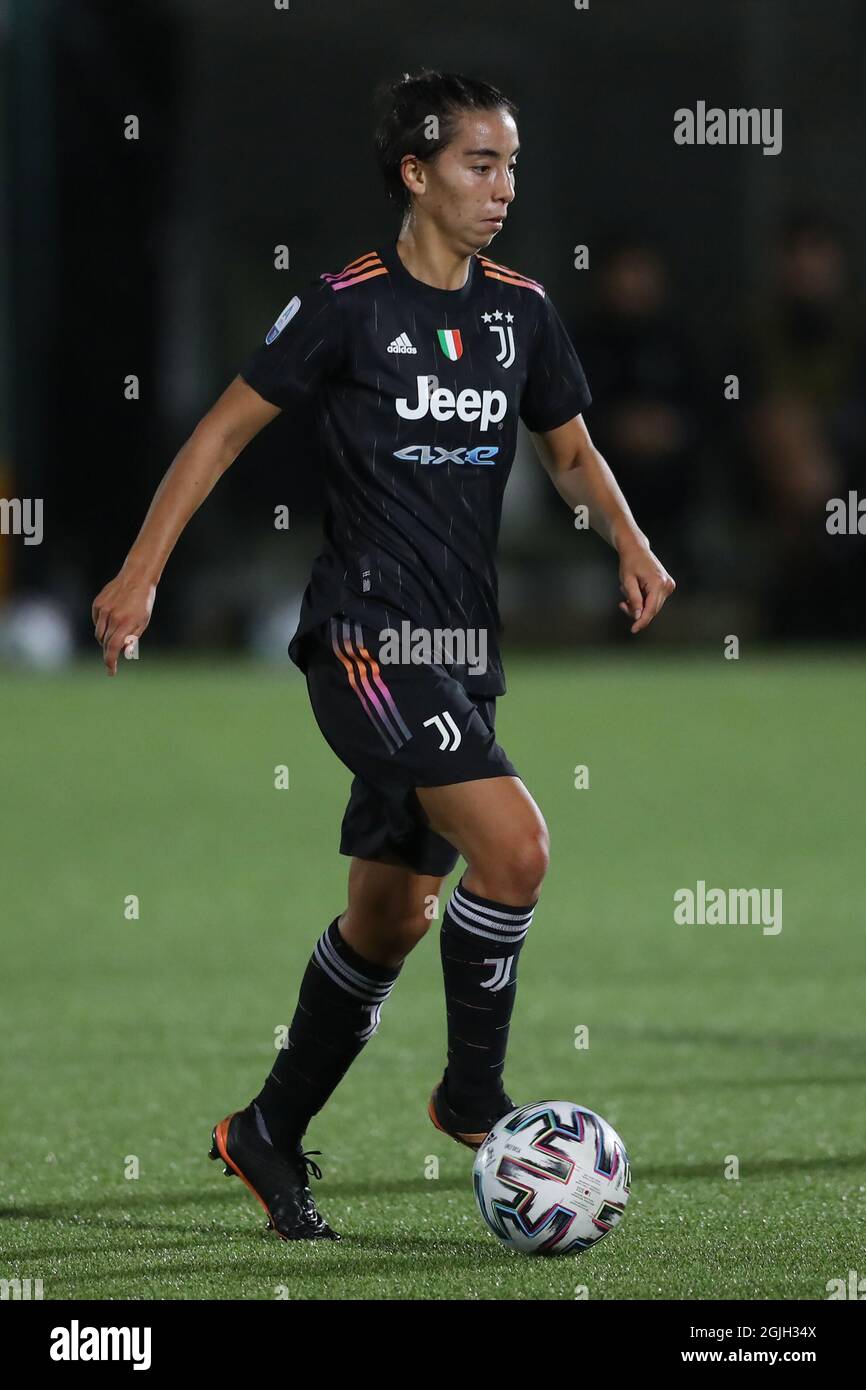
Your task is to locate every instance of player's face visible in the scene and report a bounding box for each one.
[420,108,519,253]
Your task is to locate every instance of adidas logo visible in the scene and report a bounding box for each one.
[387,332,417,354]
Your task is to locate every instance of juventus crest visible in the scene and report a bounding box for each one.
[482,309,516,369]
[479,955,515,992]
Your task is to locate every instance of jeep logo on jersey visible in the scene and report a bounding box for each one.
[265,295,301,344]
[393,444,499,466]
[395,376,507,431]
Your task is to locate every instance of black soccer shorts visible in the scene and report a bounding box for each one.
[301,613,520,877]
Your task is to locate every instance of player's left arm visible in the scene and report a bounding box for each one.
[530,414,676,634]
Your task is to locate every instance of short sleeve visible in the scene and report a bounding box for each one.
[519,292,592,433]
[238,278,346,410]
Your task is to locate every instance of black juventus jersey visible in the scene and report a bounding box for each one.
[238,238,592,695]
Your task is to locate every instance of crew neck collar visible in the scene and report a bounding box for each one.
[377,238,478,304]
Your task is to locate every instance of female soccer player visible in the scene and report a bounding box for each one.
[92,71,674,1241]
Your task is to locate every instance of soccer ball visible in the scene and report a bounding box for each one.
[472,1101,631,1255]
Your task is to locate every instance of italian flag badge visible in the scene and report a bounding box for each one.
[436,328,464,361]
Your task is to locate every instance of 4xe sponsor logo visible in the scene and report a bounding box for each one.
[394,444,499,466]
[396,375,507,431]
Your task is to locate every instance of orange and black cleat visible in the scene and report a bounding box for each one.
[209,1105,341,1241]
[427,1073,516,1152]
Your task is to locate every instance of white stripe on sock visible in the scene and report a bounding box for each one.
[315,933,396,1003]
[453,885,535,925]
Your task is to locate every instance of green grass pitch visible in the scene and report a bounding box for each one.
[1,651,863,1300]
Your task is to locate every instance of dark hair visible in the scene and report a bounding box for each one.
[372,69,518,216]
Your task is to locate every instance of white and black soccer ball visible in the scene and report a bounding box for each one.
[472,1101,631,1255]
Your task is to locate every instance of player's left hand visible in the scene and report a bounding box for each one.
[617,542,676,634]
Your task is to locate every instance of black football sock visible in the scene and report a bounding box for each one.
[439,878,536,1112]
[252,917,401,1153]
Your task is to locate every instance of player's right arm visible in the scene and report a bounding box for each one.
[94,277,345,675]
[92,376,279,676]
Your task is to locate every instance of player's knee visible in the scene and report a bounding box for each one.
[339,901,432,967]
[475,818,549,904]
[507,825,550,902]
[394,910,435,954]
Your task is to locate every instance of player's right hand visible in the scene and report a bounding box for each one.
[91,573,156,676]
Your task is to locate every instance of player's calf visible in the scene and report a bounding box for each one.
[438,877,537,1113]
[416,777,549,1118]
[338,858,445,966]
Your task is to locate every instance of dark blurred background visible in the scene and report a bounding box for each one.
[3,0,865,666]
